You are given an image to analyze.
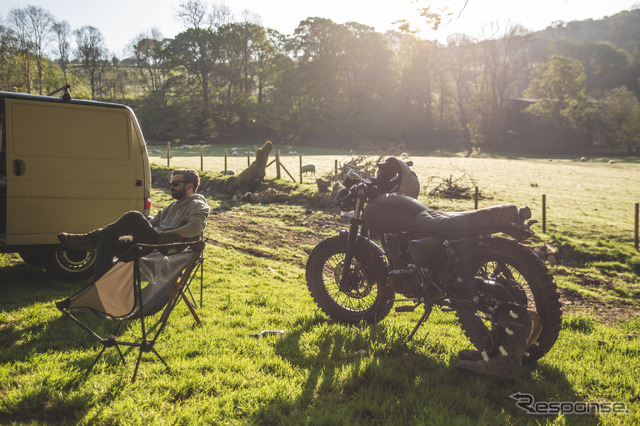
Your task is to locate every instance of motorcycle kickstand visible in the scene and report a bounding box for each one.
[407,304,433,342]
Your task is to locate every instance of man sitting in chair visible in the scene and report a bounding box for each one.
[58,168,210,282]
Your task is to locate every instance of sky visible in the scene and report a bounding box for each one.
[1,0,638,55]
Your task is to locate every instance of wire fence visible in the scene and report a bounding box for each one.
[151,144,640,250]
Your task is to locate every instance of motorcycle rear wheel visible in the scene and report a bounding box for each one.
[305,235,394,324]
[455,237,562,363]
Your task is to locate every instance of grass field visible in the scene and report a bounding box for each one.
[1,150,639,424]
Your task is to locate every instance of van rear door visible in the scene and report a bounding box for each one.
[4,97,145,246]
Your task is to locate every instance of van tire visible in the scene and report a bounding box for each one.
[41,249,95,280]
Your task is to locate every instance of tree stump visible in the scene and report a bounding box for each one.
[221,141,273,194]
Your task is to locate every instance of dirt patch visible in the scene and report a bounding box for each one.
[204,205,345,266]
[558,287,638,325]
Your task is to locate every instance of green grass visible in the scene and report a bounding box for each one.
[1,153,639,424]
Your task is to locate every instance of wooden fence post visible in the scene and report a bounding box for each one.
[335,159,338,181]
[299,155,303,184]
[200,145,204,171]
[247,149,251,167]
[542,194,547,233]
[635,202,639,250]
[474,186,479,209]
[276,150,281,179]
[167,141,170,167]
[224,148,228,174]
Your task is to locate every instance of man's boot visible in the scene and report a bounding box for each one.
[58,229,102,251]
[455,303,542,380]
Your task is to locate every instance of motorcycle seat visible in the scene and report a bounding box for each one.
[415,204,519,235]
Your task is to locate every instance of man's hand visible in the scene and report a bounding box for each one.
[157,230,185,244]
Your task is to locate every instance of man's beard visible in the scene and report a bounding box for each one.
[171,187,186,200]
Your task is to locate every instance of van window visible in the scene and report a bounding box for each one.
[11,102,130,161]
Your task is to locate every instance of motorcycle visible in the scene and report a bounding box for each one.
[305,157,562,363]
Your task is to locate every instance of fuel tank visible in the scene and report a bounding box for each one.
[362,193,429,234]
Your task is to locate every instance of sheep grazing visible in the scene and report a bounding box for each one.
[302,164,316,176]
[220,170,235,175]
[608,159,616,164]
[152,149,163,155]
[580,157,587,162]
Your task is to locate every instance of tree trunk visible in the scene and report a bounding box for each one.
[221,140,273,193]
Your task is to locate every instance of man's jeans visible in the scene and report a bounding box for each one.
[93,211,160,281]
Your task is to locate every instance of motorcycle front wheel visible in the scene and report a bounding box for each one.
[455,237,563,363]
[305,235,394,324]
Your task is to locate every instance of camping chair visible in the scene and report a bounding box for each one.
[56,240,205,382]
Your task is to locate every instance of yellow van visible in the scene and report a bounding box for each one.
[0,88,151,279]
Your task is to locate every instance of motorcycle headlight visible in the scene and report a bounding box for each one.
[336,187,355,211]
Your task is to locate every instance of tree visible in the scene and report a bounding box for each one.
[74,26,107,99]
[52,20,71,83]
[218,22,264,131]
[170,0,232,138]
[8,8,35,93]
[340,22,395,142]
[23,6,53,94]
[168,27,220,137]
[386,31,438,142]
[593,86,640,153]
[7,6,54,94]
[103,56,129,102]
[523,55,594,126]
[446,34,477,153]
[553,39,631,92]
[291,17,349,142]
[0,21,20,91]
[131,29,170,95]
[477,22,532,148]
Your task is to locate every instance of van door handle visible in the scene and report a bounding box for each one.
[13,159,25,176]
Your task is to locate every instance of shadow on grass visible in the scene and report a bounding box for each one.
[254,315,584,424]
[0,261,87,308]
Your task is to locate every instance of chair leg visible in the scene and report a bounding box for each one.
[115,344,126,365]
[179,288,202,324]
[88,334,128,375]
[87,345,107,374]
[131,342,170,383]
[132,349,144,383]
[151,347,170,370]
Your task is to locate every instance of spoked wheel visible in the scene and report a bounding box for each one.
[305,235,394,324]
[455,237,562,363]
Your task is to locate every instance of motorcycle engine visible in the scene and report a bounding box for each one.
[383,234,423,297]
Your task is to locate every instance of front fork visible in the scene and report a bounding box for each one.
[339,191,365,292]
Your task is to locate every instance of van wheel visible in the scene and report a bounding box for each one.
[41,249,95,280]
[18,251,44,266]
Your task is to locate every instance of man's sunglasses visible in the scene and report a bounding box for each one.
[169,180,186,187]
